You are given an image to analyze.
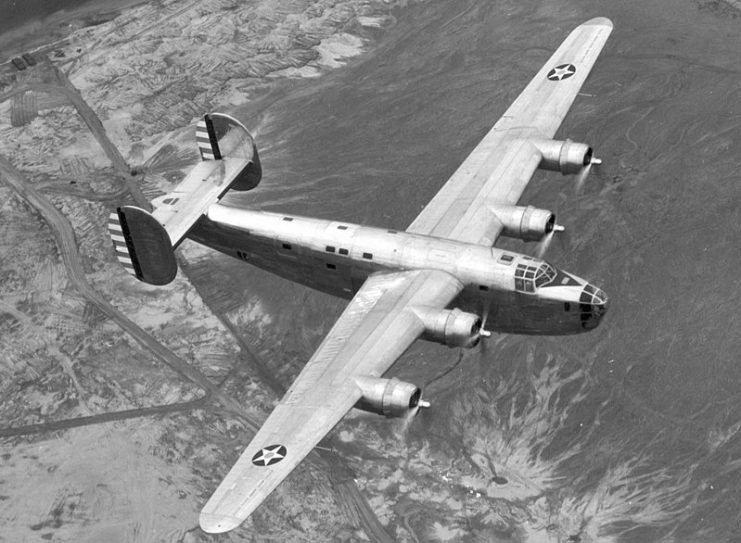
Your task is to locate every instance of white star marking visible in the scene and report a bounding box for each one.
[252,444,287,466]
[547,64,576,81]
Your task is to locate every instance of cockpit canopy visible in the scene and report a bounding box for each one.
[514,259,557,293]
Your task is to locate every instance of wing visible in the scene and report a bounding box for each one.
[199,269,463,533]
[406,17,613,245]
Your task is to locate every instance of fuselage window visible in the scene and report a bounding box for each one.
[362,252,373,260]
[282,243,292,250]
[337,225,348,230]
[326,245,336,253]
[499,254,514,264]
[387,230,398,234]
[339,248,349,256]
[282,217,294,222]
[326,263,336,270]
[479,285,489,291]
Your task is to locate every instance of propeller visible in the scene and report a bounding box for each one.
[536,223,565,259]
[478,300,493,354]
[535,151,601,259]
[399,397,429,436]
[575,155,602,194]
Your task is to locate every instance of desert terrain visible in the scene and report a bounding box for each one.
[1,0,741,542]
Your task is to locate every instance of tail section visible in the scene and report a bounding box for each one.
[108,113,261,285]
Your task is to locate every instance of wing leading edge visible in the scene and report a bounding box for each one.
[406,17,613,245]
[200,269,463,533]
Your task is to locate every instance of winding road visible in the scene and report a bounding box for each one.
[0,56,393,542]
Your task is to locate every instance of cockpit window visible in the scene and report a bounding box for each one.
[516,262,556,292]
[515,263,536,293]
[534,263,557,287]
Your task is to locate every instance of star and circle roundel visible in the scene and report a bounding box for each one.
[252,444,287,467]
[547,63,576,81]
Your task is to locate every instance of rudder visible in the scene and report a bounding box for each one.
[195,113,261,191]
[108,206,177,286]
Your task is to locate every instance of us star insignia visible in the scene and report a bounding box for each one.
[547,63,577,81]
[252,444,287,466]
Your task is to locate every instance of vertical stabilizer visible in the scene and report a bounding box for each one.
[108,112,262,285]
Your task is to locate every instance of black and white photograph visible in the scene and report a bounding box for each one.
[0,0,739,541]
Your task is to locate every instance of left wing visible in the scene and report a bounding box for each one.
[200,269,462,533]
[406,17,612,245]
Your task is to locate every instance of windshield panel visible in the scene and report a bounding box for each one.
[535,262,557,287]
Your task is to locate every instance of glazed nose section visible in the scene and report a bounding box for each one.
[579,284,608,329]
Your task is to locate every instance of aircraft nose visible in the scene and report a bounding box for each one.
[579,284,608,329]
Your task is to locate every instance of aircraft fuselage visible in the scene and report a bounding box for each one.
[187,204,607,335]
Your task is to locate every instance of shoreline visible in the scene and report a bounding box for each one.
[0,0,149,62]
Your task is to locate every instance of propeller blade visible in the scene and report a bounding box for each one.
[479,301,492,353]
[536,227,564,259]
[480,299,490,331]
[575,155,601,193]
[575,161,592,193]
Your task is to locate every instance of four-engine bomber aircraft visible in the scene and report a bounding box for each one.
[108,18,612,533]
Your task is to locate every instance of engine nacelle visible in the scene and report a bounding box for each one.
[534,138,593,175]
[413,307,484,348]
[354,377,424,418]
[488,204,556,242]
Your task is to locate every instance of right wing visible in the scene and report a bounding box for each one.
[200,269,463,533]
[406,17,612,246]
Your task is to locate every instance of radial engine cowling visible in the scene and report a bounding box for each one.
[414,307,484,348]
[354,376,424,418]
[488,204,556,242]
[534,138,593,175]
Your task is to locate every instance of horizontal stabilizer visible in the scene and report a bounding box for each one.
[109,113,261,285]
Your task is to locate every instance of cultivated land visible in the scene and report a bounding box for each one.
[0,1,420,541]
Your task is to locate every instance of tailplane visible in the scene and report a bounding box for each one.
[108,113,261,285]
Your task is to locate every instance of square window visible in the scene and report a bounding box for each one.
[479,285,489,291]
[282,243,291,250]
[362,252,373,260]
[500,254,514,264]
[339,248,349,256]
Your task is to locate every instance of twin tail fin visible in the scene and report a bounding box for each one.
[108,113,260,285]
